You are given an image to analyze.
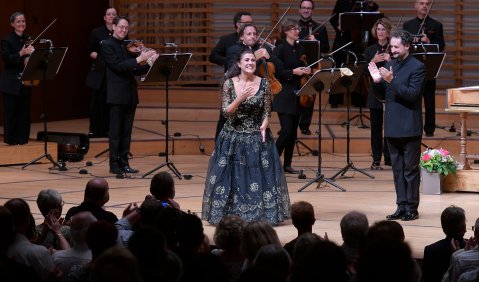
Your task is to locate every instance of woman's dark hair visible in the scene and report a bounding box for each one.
[280,18,299,40]
[225,48,255,79]
[113,16,129,25]
[10,12,24,23]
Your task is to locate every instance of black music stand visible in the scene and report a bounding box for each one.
[21,47,68,169]
[295,40,321,156]
[340,12,383,52]
[141,53,192,179]
[297,69,345,192]
[329,67,374,180]
[410,43,439,54]
[410,52,446,81]
[341,61,370,128]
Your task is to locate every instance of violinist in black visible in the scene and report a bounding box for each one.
[297,0,330,135]
[86,7,118,138]
[403,0,445,137]
[0,12,35,145]
[364,17,392,170]
[273,19,311,174]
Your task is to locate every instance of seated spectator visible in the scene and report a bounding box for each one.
[65,178,118,224]
[52,211,97,281]
[246,244,292,282]
[356,220,419,282]
[241,221,281,271]
[290,233,348,282]
[339,211,369,274]
[150,171,180,209]
[91,247,143,282]
[5,198,56,281]
[0,205,40,282]
[284,201,316,257]
[67,220,118,282]
[34,189,71,250]
[128,226,183,282]
[212,214,246,282]
[445,217,479,282]
[423,205,467,282]
[175,213,228,282]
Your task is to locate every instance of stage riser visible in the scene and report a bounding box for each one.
[0,142,57,166]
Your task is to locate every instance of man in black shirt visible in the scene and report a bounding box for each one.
[403,0,445,137]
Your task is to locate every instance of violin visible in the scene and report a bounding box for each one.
[299,54,319,108]
[258,61,282,95]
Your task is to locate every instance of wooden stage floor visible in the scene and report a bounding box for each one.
[1,150,479,259]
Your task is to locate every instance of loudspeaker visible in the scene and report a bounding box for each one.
[36,132,89,162]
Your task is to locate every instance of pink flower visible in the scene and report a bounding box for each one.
[439,149,449,157]
[422,154,431,161]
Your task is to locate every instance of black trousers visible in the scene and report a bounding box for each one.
[214,110,226,142]
[2,87,31,145]
[370,108,390,162]
[109,104,136,169]
[276,113,300,167]
[299,104,313,131]
[386,136,422,213]
[423,79,436,134]
[89,86,110,137]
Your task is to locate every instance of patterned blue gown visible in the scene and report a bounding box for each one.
[202,78,291,225]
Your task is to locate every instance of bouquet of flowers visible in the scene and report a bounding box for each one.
[419,148,457,176]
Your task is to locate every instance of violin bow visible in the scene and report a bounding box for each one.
[304,41,353,68]
[27,18,57,46]
[417,0,435,34]
[259,3,293,49]
[301,13,337,40]
[395,14,403,31]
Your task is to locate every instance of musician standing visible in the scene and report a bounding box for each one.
[364,17,392,170]
[403,0,445,137]
[101,16,157,175]
[329,0,379,108]
[209,11,253,141]
[0,12,34,145]
[368,30,426,221]
[273,19,311,174]
[86,7,117,138]
[297,0,330,135]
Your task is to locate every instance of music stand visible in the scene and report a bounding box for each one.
[21,47,68,169]
[297,69,346,192]
[329,66,374,181]
[295,40,321,156]
[141,53,192,179]
[410,43,439,54]
[339,12,383,52]
[410,52,446,81]
[341,61,370,128]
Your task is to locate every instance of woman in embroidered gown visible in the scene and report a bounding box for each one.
[202,49,291,225]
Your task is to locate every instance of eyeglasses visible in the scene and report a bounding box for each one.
[288,27,301,32]
[116,25,129,31]
[300,7,313,10]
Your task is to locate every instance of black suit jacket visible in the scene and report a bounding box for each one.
[0,32,31,95]
[209,32,239,72]
[403,16,445,52]
[373,55,426,138]
[100,37,150,105]
[299,19,330,54]
[422,237,466,282]
[85,25,113,90]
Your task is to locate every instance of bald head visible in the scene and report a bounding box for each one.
[70,211,97,244]
[85,178,110,205]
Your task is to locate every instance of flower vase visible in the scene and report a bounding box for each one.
[421,168,444,195]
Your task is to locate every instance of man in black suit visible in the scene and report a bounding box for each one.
[403,0,445,137]
[0,12,35,145]
[86,7,117,138]
[368,30,426,221]
[209,11,253,141]
[297,0,330,135]
[101,16,157,174]
[422,206,467,282]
